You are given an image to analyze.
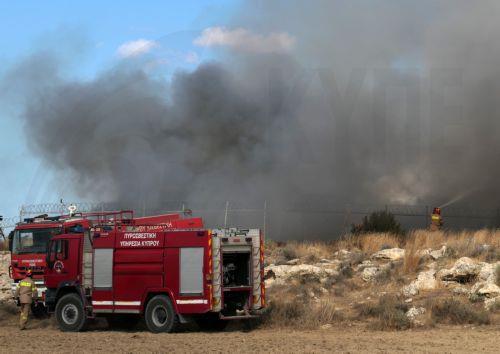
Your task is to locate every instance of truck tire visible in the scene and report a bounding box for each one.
[144,295,178,333]
[55,293,87,332]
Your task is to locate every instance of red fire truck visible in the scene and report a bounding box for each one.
[9,210,204,316]
[44,211,265,332]
[8,214,64,313]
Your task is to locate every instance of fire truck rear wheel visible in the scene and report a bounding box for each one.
[55,293,87,332]
[144,295,178,333]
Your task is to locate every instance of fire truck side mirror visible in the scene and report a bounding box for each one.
[8,231,13,253]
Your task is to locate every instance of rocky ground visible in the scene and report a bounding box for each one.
[263,230,500,330]
[0,252,11,301]
[0,231,499,352]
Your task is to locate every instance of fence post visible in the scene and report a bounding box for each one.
[263,200,267,242]
[224,201,229,228]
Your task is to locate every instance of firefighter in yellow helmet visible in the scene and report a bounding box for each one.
[14,268,38,330]
[430,207,443,231]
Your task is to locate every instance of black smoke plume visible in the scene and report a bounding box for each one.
[3,1,500,237]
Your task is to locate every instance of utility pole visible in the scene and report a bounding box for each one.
[0,215,4,244]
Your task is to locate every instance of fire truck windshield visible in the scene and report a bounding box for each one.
[12,228,62,255]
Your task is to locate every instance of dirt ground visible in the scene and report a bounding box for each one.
[0,310,498,354]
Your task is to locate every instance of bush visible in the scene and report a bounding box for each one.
[282,244,299,260]
[262,297,344,329]
[352,211,404,235]
[262,297,306,325]
[485,248,500,262]
[496,265,500,286]
[355,295,410,330]
[429,298,490,325]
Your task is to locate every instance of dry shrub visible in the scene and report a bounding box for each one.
[313,299,345,325]
[262,296,344,329]
[429,297,490,325]
[282,244,299,260]
[282,241,335,261]
[442,230,500,260]
[403,247,421,275]
[403,230,434,274]
[406,230,446,250]
[355,295,410,330]
[337,233,400,255]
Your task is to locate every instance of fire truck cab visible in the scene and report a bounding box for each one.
[9,215,64,310]
[44,211,265,332]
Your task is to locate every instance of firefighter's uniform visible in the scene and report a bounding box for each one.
[430,207,443,231]
[14,272,37,330]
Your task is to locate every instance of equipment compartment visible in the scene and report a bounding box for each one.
[222,251,251,287]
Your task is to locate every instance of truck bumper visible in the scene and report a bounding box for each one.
[219,308,265,320]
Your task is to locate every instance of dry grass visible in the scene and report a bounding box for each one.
[269,229,499,264]
[262,295,344,329]
[355,295,411,330]
[403,239,421,274]
[280,241,336,262]
[336,233,401,254]
[261,229,500,331]
[428,297,490,325]
[337,229,499,261]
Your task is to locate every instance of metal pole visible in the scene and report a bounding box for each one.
[224,201,229,228]
[263,200,267,242]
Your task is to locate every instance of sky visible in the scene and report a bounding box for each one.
[3,1,500,236]
[0,0,237,221]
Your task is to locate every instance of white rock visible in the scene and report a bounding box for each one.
[356,260,375,271]
[333,249,351,258]
[286,258,301,265]
[484,296,500,311]
[471,282,500,298]
[265,264,338,287]
[437,257,480,282]
[372,248,405,261]
[477,262,500,283]
[451,286,470,295]
[430,246,447,260]
[319,258,334,264]
[320,324,332,330]
[319,287,329,294]
[361,267,380,282]
[406,306,426,322]
[402,270,437,297]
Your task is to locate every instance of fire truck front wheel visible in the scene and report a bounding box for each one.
[55,293,87,332]
[144,295,178,333]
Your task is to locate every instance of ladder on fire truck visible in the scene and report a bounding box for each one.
[82,230,93,291]
[79,211,134,294]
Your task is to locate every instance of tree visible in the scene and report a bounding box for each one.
[351,210,404,235]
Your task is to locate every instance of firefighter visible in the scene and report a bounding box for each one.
[14,268,37,330]
[430,207,443,231]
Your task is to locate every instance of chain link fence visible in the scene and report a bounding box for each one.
[2,201,500,240]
